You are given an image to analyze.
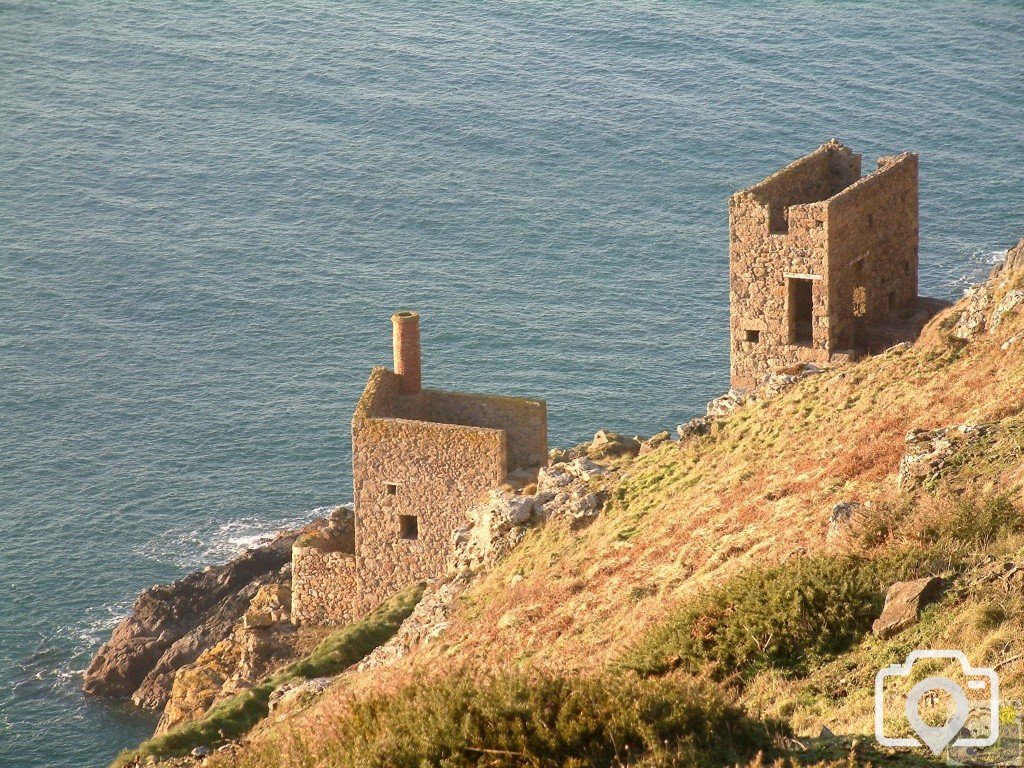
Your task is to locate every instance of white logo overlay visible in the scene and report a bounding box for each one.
[875,650,999,756]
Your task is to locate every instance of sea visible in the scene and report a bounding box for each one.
[1,2,1022,765]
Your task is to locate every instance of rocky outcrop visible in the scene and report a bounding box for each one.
[639,430,671,455]
[872,577,944,639]
[991,236,1024,280]
[675,362,826,445]
[268,677,333,715]
[355,576,470,672]
[948,237,1024,341]
[898,424,991,491]
[156,580,297,735]
[549,430,650,465]
[676,418,711,442]
[588,430,642,460]
[83,521,319,709]
[451,458,613,576]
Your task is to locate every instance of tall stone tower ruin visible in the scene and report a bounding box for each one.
[729,140,919,389]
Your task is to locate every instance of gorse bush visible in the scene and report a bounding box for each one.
[620,555,884,682]
[269,673,779,768]
[111,582,424,767]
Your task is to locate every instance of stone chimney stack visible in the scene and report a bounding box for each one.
[391,311,421,394]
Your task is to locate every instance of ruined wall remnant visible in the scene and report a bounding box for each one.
[729,140,919,389]
[292,312,547,627]
[291,507,364,627]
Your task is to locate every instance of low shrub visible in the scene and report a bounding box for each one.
[259,672,780,768]
[620,555,884,682]
[111,582,424,767]
[907,492,1020,549]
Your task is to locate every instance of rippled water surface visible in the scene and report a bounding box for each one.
[1,2,1022,765]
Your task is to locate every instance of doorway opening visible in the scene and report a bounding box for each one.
[788,278,814,346]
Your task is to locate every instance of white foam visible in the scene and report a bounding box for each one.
[135,505,343,571]
[951,247,1008,290]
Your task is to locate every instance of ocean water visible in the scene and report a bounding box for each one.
[1,2,1022,765]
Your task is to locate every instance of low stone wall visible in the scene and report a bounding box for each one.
[291,546,359,627]
[291,520,361,627]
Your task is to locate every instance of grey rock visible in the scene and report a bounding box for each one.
[677,417,711,441]
[706,389,748,418]
[872,577,944,639]
[898,424,990,492]
[827,501,863,540]
[566,458,606,481]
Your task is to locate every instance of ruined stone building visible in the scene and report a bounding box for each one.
[729,140,919,389]
[292,312,548,626]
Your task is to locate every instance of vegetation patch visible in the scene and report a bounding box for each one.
[620,555,886,682]
[111,582,424,767]
[227,672,781,768]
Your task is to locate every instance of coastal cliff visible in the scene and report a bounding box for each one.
[95,238,1024,768]
[83,523,319,709]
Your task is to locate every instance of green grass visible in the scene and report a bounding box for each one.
[111,582,424,767]
[228,672,782,768]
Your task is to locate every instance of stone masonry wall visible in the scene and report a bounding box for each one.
[294,362,547,628]
[423,390,547,471]
[826,152,919,351]
[291,546,361,626]
[352,413,506,606]
[729,143,855,388]
[729,141,918,389]
[291,508,362,626]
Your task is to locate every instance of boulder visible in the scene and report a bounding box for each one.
[706,389,748,418]
[827,501,863,541]
[268,677,332,714]
[566,457,606,481]
[639,430,671,455]
[872,577,944,639]
[537,465,574,493]
[242,610,274,630]
[677,417,711,442]
[548,442,588,465]
[588,430,642,460]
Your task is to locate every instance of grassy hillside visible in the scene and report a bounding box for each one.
[156,251,1024,768]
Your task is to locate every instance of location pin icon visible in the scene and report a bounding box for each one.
[905,677,972,755]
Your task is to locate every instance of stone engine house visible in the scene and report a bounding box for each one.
[729,140,919,389]
[292,311,548,626]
